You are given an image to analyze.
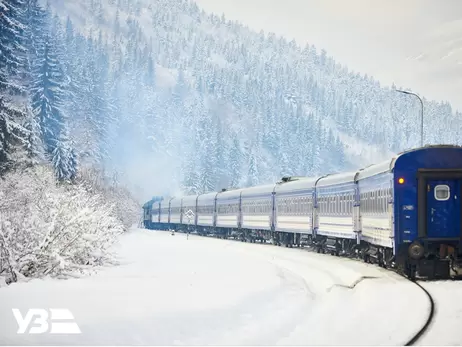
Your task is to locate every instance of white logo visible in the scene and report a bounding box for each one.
[12,308,81,334]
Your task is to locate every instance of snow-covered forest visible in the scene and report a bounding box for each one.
[0,0,139,284]
[1,0,461,283]
[46,0,462,199]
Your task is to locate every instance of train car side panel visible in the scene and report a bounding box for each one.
[197,192,218,227]
[240,185,276,231]
[357,172,394,248]
[275,190,313,233]
[316,173,357,240]
[169,198,182,224]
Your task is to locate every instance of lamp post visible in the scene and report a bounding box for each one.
[396,89,424,147]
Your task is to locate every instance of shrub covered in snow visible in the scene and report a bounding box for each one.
[0,164,138,284]
[77,166,141,230]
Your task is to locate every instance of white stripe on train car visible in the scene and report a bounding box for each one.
[361,215,392,245]
[361,235,393,248]
[170,214,181,223]
[216,215,238,228]
[276,215,311,232]
[242,215,271,229]
[318,216,355,239]
[197,215,214,226]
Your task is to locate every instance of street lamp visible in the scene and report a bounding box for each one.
[396,89,424,147]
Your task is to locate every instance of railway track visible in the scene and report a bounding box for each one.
[404,281,434,346]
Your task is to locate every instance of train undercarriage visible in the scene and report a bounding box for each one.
[395,241,462,280]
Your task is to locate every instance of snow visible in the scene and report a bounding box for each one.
[0,165,137,281]
[0,228,432,345]
[416,281,462,345]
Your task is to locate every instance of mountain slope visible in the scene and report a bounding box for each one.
[46,0,462,201]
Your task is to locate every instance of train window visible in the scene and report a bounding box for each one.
[435,185,450,201]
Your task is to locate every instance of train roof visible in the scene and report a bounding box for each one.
[274,177,318,193]
[169,196,182,207]
[317,171,358,187]
[356,145,462,180]
[182,194,199,205]
[355,159,393,180]
[216,188,244,200]
[197,191,219,202]
[240,183,276,197]
[142,196,163,209]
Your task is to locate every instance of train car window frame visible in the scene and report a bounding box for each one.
[435,185,450,201]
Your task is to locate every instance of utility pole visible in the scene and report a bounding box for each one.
[396,89,424,147]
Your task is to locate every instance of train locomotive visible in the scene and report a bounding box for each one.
[143,145,462,280]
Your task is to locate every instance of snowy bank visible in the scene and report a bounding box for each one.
[0,165,138,284]
[0,229,430,345]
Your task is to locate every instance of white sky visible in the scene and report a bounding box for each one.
[195,0,462,111]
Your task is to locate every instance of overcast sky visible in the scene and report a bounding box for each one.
[195,0,462,111]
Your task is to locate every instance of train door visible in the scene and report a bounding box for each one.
[425,179,462,239]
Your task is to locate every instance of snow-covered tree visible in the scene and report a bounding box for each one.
[31,29,76,180]
[0,0,28,173]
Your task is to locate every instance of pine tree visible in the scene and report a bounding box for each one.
[31,27,76,180]
[247,148,259,187]
[228,136,241,188]
[0,0,28,173]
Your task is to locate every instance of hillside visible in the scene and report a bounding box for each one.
[45,0,462,201]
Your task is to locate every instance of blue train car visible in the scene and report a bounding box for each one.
[355,160,394,265]
[169,197,182,228]
[143,145,462,279]
[197,191,219,235]
[391,146,462,278]
[240,184,275,242]
[142,196,164,229]
[215,188,243,238]
[142,200,152,229]
[315,172,358,254]
[274,177,317,246]
[354,145,462,278]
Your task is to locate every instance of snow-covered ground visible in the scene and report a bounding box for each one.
[417,281,462,346]
[0,229,436,345]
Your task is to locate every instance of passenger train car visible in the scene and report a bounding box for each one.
[143,145,462,280]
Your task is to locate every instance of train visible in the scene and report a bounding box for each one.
[143,145,462,280]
